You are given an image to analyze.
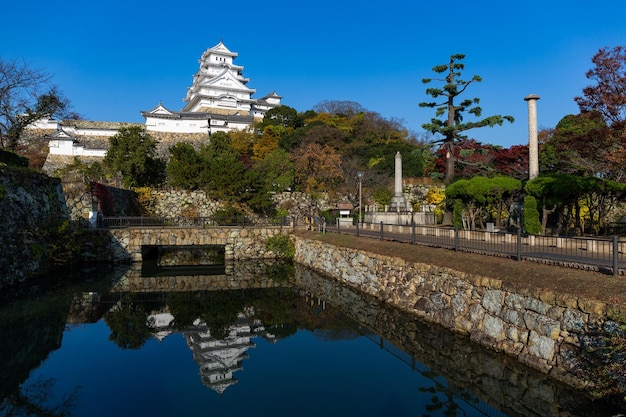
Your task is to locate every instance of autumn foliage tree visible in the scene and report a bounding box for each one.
[573,45,626,183]
[575,45,626,128]
[291,142,343,195]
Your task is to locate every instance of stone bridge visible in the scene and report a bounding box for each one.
[105,226,290,263]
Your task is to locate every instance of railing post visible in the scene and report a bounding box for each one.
[379,222,384,240]
[454,227,459,251]
[516,228,522,261]
[411,215,416,245]
[613,235,619,276]
[356,218,360,237]
[337,218,340,234]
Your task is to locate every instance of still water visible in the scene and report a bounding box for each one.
[0,260,621,417]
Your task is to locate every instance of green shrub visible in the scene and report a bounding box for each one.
[523,195,542,235]
[265,234,295,259]
[453,199,464,229]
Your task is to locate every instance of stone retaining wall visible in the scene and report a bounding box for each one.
[145,189,228,218]
[293,235,625,391]
[291,264,613,416]
[98,226,289,263]
[0,167,69,288]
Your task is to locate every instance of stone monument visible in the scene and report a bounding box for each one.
[389,151,409,212]
[363,151,435,226]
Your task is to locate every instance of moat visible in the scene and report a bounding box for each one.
[0,260,621,417]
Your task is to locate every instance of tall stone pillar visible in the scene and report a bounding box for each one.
[389,151,408,212]
[524,94,540,180]
[394,151,402,196]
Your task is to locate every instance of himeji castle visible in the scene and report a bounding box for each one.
[29,41,282,170]
[142,40,282,136]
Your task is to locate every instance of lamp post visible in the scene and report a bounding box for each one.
[357,171,363,225]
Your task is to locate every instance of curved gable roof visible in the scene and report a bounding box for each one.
[201,69,255,93]
[146,102,174,115]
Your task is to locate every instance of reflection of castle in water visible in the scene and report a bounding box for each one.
[148,307,273,394]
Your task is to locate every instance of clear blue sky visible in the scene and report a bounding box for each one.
[3,0,625,148]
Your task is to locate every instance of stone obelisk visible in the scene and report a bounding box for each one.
[524,94,540,180]
[389,151,408,212]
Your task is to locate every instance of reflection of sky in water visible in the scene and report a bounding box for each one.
[28,318,455,417]
[5,264,619,417]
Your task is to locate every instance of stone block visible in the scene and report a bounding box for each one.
[578,298,606,316]
[483,314,506,341]
[483,289,504,315]
[529,331,556,362]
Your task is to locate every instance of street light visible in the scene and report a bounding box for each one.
[357,171,363,225]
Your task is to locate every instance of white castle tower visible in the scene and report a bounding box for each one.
[142,40,282,135]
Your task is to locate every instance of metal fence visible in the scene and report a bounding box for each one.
[94,215,288,229]
[318,218,626,276]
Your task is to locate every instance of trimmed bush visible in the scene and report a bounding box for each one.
[523,195,542,235]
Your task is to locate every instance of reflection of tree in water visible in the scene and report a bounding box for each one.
[104,294,163,349]
[168,291,245,340]
[0,376,79,417]
[103,285,362,349]
[263,260,295,283]
[163,287,360,343]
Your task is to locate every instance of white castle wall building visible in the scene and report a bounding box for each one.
[33,40,281,164]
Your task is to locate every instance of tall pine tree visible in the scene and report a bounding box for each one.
[419,54,514,184]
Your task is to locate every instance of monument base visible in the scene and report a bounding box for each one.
[364,212,435,226]
[389,195,409,212]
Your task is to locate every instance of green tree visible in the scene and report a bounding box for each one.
[542,112,613,177]
[487,176,523,227]
[446,178,482,230]
[419,54,514,184]
[367,141,429,178]
[259,105,302,129]
[525,174,582,234]
[104,296,153,349]
[578,176,626,235]
[167,142,205,189]
[199,132,248,200]
[446,176,522,230]
[104,126,165,188]
[255,148,295,192]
